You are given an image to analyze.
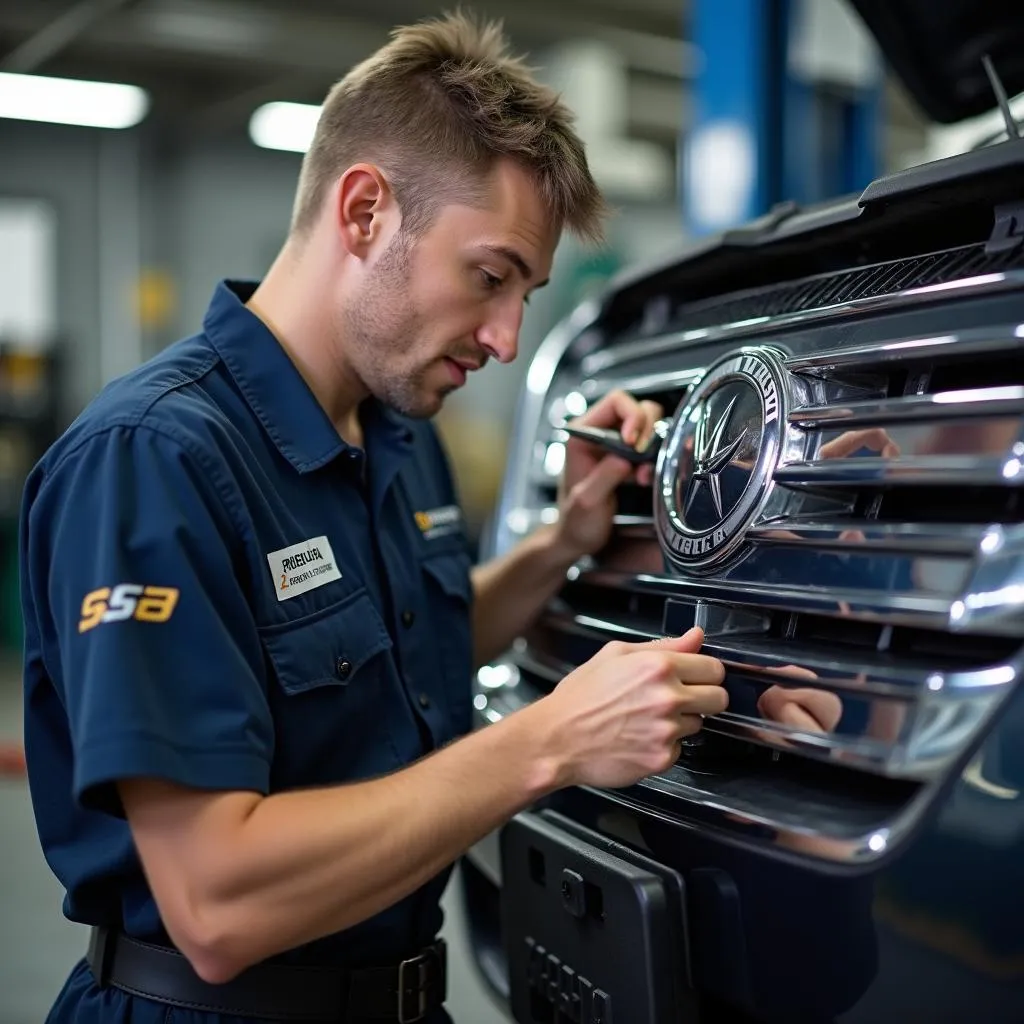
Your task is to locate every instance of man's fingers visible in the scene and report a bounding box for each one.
[643,630,725,683]
[674,683,730,716]
[676,715,705,741]
[661,653,726,685]
[646,626,704,654]
[581,389,642,434]
[636,463,655,487]
[633,401,664,452]
[579,390,664,448]
[567,451,633,508]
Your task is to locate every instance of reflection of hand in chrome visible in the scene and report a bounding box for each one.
[758,684,843,733]
[819,427,900,460]
[752,426,900,549]
[755,665,843,735]
[678,426,899,504]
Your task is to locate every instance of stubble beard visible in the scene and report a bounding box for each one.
[341,234,452,419]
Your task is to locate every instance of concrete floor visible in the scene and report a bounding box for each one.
[0,652,512,1024]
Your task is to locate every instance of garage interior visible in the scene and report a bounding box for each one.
[1,1,1020,1021]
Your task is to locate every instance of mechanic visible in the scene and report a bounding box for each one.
[19,12,728,1024]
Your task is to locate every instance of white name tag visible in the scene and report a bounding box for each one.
[266,536,342,601]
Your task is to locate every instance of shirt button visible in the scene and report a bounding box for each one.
[401,610,416,628]
[336,658,353,681]
[418,693,431,709]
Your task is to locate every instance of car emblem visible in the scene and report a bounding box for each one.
[687,395,747,520]
[656,347,790,573]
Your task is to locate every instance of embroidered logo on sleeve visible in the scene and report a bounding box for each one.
[78,585,180,633]
[414,505,463,540]
[267,536,342,601]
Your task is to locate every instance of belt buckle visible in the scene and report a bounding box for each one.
[397,953,427,1023]
[397,944,440,1024]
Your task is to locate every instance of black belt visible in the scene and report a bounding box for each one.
[86,926,446,1022]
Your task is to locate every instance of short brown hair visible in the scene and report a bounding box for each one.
[291,9,607,244]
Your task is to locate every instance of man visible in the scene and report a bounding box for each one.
[19,12,727,1023]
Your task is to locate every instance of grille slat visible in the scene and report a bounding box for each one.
[791,386,1024,430]
[702,637,937,698]
[572,568,955,629]
[785,329,1022,375]
[700,716,901,771]
[581,368,703,400]
[746,519,985,555]
[775,455,1014,489]
[542,612,929,697]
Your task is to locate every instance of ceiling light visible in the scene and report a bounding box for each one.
[249,102,321,153]
[0,72,148,129]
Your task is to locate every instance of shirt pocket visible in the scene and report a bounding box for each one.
[259,590,403,783]
[261,589,393,695]
[420,549,474,739]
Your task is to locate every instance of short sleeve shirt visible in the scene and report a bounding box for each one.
[19,281,476,992]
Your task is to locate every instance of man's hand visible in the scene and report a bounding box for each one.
[528,626,727,789]
[556,390,664,562]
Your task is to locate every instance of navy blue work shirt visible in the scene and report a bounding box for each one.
[20,280,474,1023]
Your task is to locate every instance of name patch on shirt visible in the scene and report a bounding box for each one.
[267,536,341,600]
[414,505,463,540]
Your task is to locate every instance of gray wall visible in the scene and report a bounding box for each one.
[2,120,103,418]
[169,140,303,337]
[0,121,305,417]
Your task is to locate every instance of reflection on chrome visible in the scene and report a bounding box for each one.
[962,752,1020,800]
[476,663,520,690]
[951,526,1024,633]
[791,386,1024,428]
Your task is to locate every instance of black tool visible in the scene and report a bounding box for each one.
[561,418,671,465]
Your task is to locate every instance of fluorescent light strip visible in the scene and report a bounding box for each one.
[249,101,321,153]
[0,72,149,129]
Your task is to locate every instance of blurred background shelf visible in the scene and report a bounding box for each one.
[0,343,60,653]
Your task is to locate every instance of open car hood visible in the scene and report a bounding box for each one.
[850,0,1024,123]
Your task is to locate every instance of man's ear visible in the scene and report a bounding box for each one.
[334,164,397,257]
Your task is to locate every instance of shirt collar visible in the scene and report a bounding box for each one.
[203,280,411,473]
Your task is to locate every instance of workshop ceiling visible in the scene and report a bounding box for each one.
[0,0,693,143]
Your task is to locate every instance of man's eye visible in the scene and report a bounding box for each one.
[480,270,503,291]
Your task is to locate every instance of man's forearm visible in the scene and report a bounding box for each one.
[131,702,564,982]
[471,523,575,667]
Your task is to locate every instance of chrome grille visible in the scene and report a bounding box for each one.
[478,257,1024,862]
[660,242,1024,335]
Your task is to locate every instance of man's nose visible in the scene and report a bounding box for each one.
[477,302,523,365]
